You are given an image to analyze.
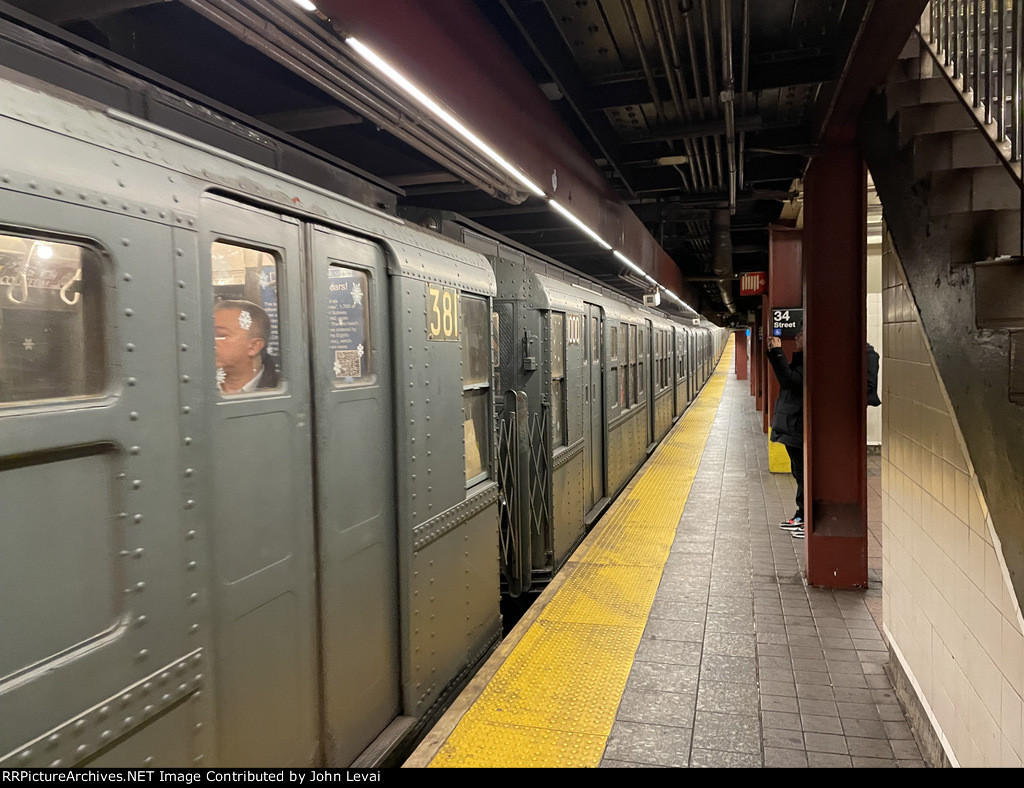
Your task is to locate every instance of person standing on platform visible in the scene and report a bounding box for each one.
[766,331,805,539]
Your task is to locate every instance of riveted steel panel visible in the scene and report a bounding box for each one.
[406,491,501,714]
[0,183,193,764]
[309,227,400,767]
[390,228,500,717]
[0,70,511,768]
[198,196,317,767]
[551,446,586,572]
[87,690,205,768]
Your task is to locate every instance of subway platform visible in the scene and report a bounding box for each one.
[405,341,928,768]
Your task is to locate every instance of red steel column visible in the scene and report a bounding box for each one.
[735,329,749,379]
[760,303,771,432]
[802,140,868,588]
[750,320,759,398]
[752,310,764,417]
[767,226,803,433]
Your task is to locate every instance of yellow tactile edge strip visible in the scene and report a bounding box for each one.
[407,337,735,768]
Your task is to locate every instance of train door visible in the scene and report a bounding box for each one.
[583,303,604,514]
[200,195,318,766]
[640,321,651,449]
[308,227,400,766]
[689,331,696,400]
[646,319,656,445]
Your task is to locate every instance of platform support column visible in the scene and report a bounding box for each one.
[734,329,749,379]
[767,226,803,472]
[803,140,868,588]
[752,309,764,419]
[761,301,770,432]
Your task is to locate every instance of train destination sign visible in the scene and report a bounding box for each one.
[771,307,803,337]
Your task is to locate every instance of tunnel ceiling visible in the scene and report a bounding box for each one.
[0,0,880,321]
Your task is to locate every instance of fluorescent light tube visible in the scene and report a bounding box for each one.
[346,37,546,198]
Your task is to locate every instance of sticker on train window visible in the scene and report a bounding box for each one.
[426,284,459,341]
[327,266,370,384]
[0,233,105,403]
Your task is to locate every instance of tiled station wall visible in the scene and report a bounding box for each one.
[881,230,1024,767]
[867,245,882,446]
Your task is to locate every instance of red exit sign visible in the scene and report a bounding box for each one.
[740,271,766,296]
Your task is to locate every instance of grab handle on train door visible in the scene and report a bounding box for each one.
[7,270,28,304]
[584,384,589,404]
[60,268,82,305]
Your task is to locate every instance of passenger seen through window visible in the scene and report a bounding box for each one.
[214,300,280,394]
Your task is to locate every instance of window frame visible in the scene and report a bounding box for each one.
[461,292,492,488]
[325,262,375,389]
[0,229,110,408]
[549,310,567,449]
[210,238,286,398]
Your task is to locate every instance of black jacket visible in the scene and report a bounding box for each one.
[767,347,803,448]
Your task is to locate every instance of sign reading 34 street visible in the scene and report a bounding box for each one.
[771,307,803,338]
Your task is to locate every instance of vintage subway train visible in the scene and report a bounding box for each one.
[399,208,725,597]
[0,69,722,769]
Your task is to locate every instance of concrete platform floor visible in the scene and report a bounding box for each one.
[598,370,924,767]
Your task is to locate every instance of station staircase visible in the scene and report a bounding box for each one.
[861,22,1024,610]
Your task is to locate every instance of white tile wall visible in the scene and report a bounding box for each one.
[881,230,1024,767]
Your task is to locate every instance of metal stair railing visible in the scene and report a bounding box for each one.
[925,0,1024,169]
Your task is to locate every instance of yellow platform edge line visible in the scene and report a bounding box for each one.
[407,337,735,769]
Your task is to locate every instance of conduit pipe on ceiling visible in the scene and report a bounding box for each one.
[698,0,723,189]
[719,0,737,213]
[739,0,749,192]
[645,0,706,190]
[621,0,699,191]
[671,0,715,194]
[711,208,737,314]
[178,0,528,202]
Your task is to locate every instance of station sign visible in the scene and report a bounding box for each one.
[771,307,803,337]
[740,271,766,296]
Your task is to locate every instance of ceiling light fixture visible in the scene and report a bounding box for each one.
[345,37,546,199]
[289,0,318,11]
[549,200,612,250]
[612,250,644,274]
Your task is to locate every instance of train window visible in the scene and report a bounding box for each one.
[492,311,500,369]
[610,325,618,360]
[326,266,371,386]
[462,294,490,485]
[550,312,565,448]
[611,367,619,408]
[629,324,637,406]
[592,317,600,363]
[211,242,282,395]
[663,332,670,388]
[0,233,105,403]
[462,295,490,387]
[666,333,671,387]
[638,327,645,396]
[656,331,662,389]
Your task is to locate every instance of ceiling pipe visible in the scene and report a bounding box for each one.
[739,0,750,192]
[719,0,738,214]
[698,0,724,189]
[644,0,701,190]
[663,0,716,193]
[178,0,527,201]
[711,208,737,314]
[621,0,699,191]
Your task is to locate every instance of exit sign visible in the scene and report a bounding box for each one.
[740,272,766,296]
